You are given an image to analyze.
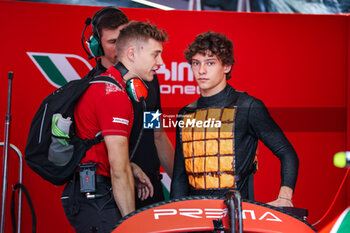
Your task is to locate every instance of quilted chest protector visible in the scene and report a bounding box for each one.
[181,107,237,190]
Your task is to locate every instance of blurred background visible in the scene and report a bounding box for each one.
[11,0,350,13]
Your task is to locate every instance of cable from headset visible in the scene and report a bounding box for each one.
[129,99,146,161]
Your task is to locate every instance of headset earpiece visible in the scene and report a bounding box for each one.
[82,7,126,59]
[87,34,104,58]
[125,78,148,102]
[114,62,147,102]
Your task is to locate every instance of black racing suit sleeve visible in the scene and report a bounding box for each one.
[170,118,190,199]
[248,98,299,190]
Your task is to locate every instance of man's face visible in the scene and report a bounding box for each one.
[100,24,126,68]
[191,53,231,97]
[133,38,164,82]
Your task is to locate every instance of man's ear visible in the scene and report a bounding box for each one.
[126,46,136,62]
[224,65,232,74]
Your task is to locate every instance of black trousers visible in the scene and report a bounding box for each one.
[61,175,122,233]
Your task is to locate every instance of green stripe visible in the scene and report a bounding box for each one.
[162,184,170,200]
[337,210,350,232]
[33,55,67,86]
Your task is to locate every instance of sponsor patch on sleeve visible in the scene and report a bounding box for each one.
[112,117,129,125]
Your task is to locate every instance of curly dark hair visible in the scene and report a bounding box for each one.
[184,31,235,80]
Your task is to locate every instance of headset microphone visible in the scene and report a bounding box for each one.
[81,17,94,60]
[85,17,91,25]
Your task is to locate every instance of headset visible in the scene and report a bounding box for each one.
[125,77,149,103]
[114,62,149,103]
[114,62,149,161]
[81,9,148,102]
[81,7,125,59]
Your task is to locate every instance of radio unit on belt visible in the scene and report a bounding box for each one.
[79,163,98,199]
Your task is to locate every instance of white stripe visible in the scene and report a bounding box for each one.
[131,0,174,10]
[53,54,93,82]
[161,172,171,192]
[50,54,81,82]
[330,207,350,233]
[39,103,48,143]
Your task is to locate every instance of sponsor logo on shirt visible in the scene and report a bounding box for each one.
[106,82,122,95]
[112,117,129,125]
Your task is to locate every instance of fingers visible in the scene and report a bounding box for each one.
[149,183,154,197]
[137,185,142,199]
[132,165,155,200]
[143,186,149,200]
[267,199,293,207]
[142,176,154,197]
[137,184,151,200]
[266,200,276,207]
[136,172,154,198]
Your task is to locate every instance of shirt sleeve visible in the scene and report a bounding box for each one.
[248,98,299,190]
[95,88,133,137]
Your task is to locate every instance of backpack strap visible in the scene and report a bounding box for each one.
[91,75,123,90]
[81,76,123,146]
[88,132,104,146]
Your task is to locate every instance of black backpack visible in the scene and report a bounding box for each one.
[25,74,122,185]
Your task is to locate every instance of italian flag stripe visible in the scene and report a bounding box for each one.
[33,55,67,86]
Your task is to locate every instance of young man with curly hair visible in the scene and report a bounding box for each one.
[170,31,299,208]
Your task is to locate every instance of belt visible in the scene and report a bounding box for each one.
[96,174,111,184]
[75,173,110,184]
